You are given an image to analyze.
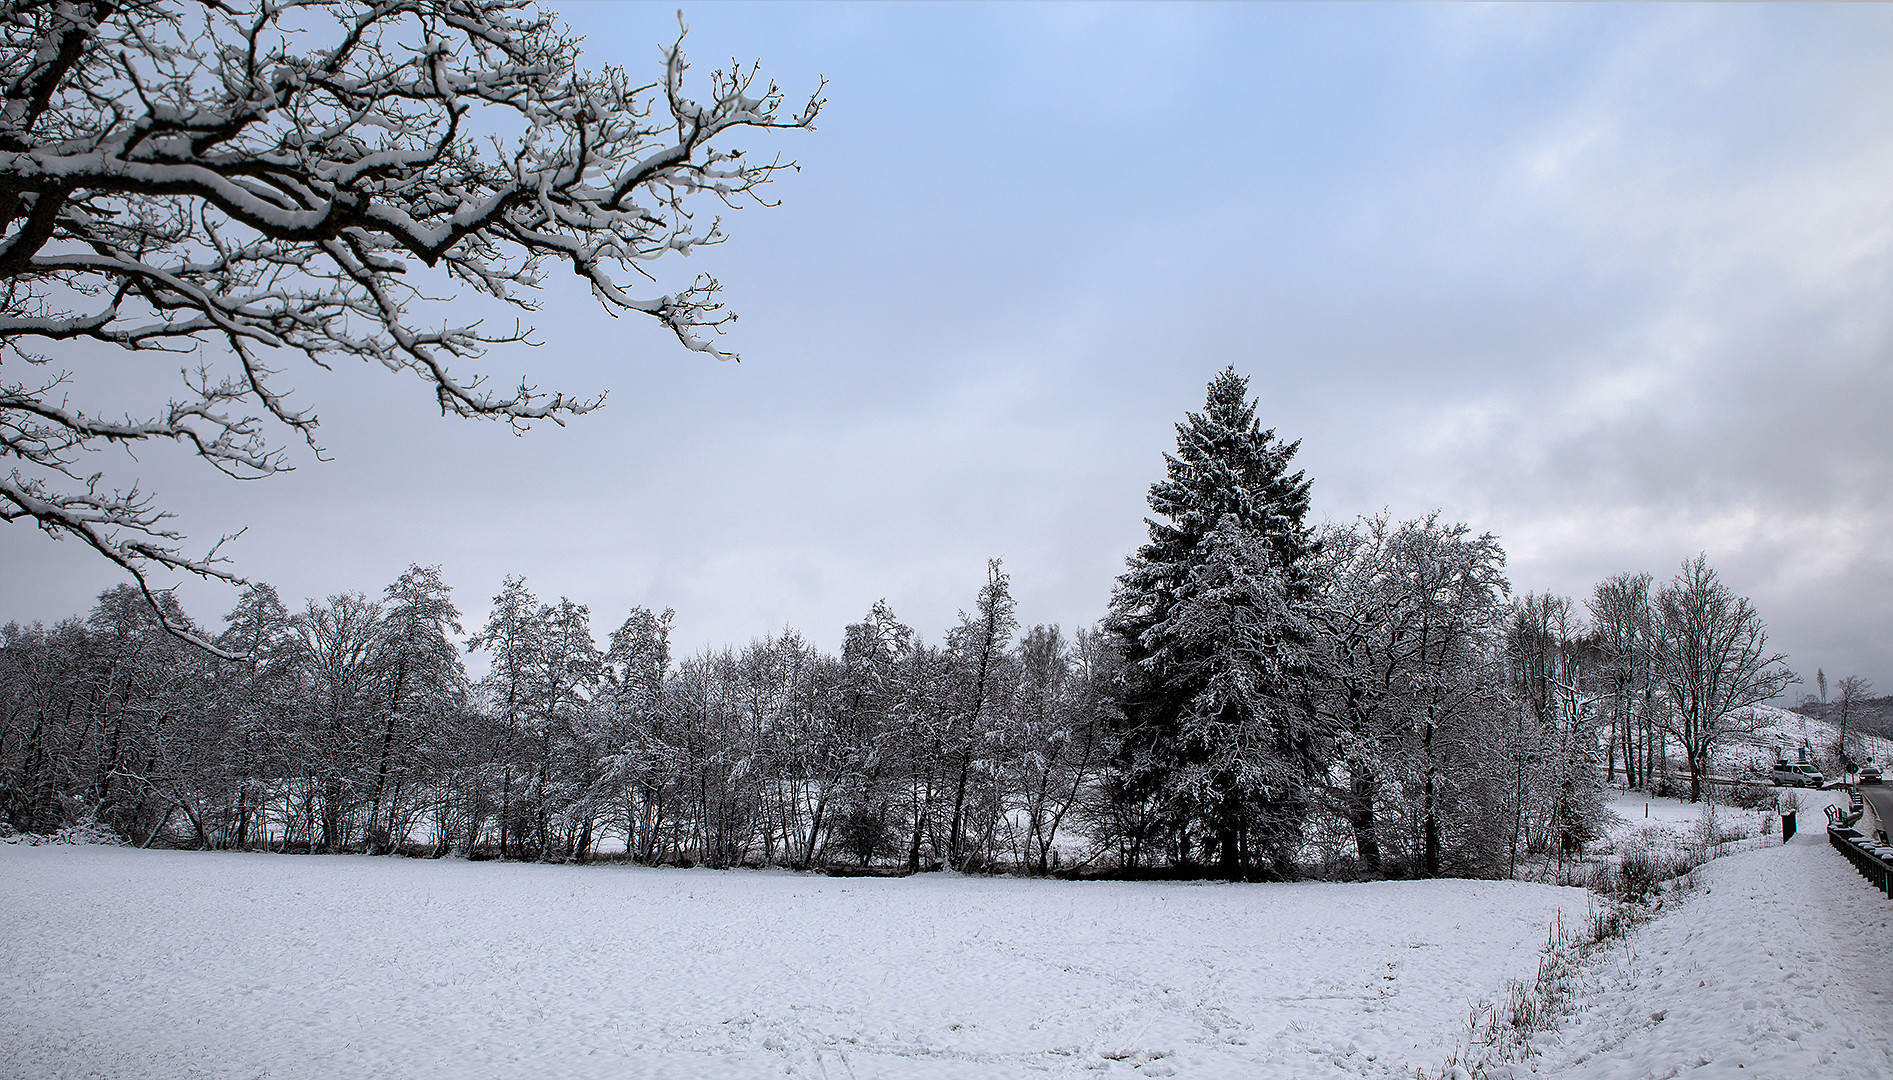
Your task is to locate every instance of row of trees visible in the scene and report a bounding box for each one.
[0,372,1799,879]
[0,563,1120,872]
[1075,368,1795,879]
[0,3,1807,881]
[1103,370,1602,880]
[1587,562,1799,801]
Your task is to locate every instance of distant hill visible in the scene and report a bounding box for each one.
[1788,696,1893,741]
[1760,699,1893,771]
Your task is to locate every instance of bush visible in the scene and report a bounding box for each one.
[0,818,124,847]
[1591,842,1704,901]
[1615,846,1664,899]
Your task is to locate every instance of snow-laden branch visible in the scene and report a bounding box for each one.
[0,469,245,658]
[0,0,822,652]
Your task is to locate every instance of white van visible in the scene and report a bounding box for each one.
[1770,761,1825,788]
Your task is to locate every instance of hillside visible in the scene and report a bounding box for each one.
[1721,703,1893,776]
[1790,695,1893,741]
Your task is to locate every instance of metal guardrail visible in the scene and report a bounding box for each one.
[1828,819,1893,898]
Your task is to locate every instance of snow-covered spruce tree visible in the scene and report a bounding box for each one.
[1105,367,1318,879]
[0,1,821,652]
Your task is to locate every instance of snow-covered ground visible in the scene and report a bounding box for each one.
[1600,789,1781,850]
[6,785,1888,1080]
[1518,788,1893,1079]
[1604,790,1731,834]
[0,846,1587,1080]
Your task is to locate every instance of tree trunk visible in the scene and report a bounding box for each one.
[1605,704,1620,784]
[1349,767,1382,871]
[235,787,252,851]
[140,803,177,849]
[907,770,932,873]
[575,815,594,863]
[803,789,827,867]
[499,766,512,858]
[1218,822,1240,879]
[947,751,972,870]
[1421,708,1441,878]
[366,708,401,853]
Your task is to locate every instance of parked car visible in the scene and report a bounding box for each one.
[1770,762,1826,788]
[1859,765,1883,785]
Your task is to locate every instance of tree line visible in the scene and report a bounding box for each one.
[0,371,1796,879]
[0,564,1121,873]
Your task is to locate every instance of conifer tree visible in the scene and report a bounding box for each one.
[1106,367,1317,877]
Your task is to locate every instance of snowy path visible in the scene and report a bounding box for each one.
[0,846,1585,1080]
[1522,792,1893,1079]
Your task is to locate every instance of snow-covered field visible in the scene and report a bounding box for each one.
[1604,790,1725,833]
[1522,789,1893,1080]
[8,782,1889,1080]
[0,846,1586,1080]
[1600,789,1779,850]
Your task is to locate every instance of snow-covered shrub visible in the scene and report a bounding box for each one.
[1613,846,1665,899]
[1592,841,1707,901]
[2,818,125,847]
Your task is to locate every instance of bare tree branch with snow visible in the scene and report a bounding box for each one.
[1647,554,1797,803]
[0,0,822,653]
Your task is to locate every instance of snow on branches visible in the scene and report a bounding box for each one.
[0,0,821,652]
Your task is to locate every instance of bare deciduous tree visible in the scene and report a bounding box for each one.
[0,0,820,651]
[1588,571,1652,788]
[1832,674,1872,770]
[1648,555,1796,802]
[1306,513,1511,877]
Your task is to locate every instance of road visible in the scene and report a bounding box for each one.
[1857,783,1893,843]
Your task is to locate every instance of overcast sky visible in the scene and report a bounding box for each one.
[6,2,1891,696]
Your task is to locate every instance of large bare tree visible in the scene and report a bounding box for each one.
[0,0,820,651]
[1831,673,1873,770]
[1648,555,1795,802]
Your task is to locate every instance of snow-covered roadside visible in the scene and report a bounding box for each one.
[0,846,1588,1080]
[1514,789,1893,1079]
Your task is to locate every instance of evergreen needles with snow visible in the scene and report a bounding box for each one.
[1105,367,1317,879]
